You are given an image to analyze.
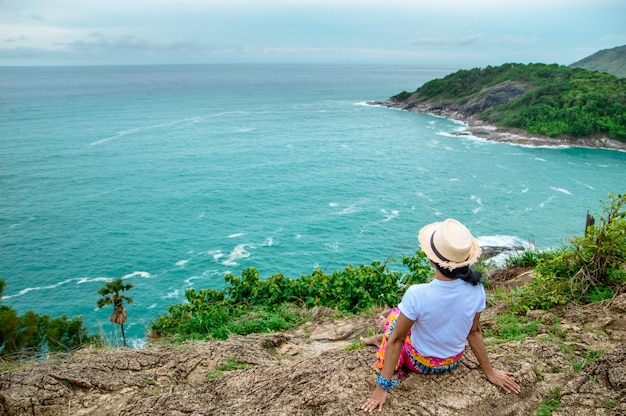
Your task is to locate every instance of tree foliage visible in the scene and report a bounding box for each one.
[97,278,134,347]
[150,253,434,342]
[0,280,100,358]
[502,193,626,313]
[394,63,626,140]
[569,193,626,296]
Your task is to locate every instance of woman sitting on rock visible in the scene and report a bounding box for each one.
[361,218,521,413]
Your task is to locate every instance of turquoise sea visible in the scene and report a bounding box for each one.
[1,64,624,347]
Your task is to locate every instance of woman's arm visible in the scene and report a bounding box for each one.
[361,312,414,413]
[467,313,521,394]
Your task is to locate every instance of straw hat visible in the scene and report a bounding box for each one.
[417,218,482,270]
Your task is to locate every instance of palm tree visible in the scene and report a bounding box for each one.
[96,278,134,347]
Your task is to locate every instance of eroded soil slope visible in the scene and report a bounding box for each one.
[2,295,625,416]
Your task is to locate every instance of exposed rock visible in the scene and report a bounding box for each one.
[460,81,531,116]
[2,297,626,416]
[481,245,526,259]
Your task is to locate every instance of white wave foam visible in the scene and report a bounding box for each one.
[550,187,573,196]
[471,195,483,214]
[324,242,341,251]
[208,111,246,118]
[329,202,338,207]
[123,271,152,279]
[339,205,357,215]
[90,117,204,146]
[127,337,147,349]
[210,250,224,262]
[183,269,223,287]
[222,244,250,266]
[228,233,245,238]
[477,235,533,250]
[522,188,529,193]
[8,217,36,230]
[381,209,399,222]
[539,196,557,208]
[175,259,189,267]
[90,128,140,145]
[416,192,434,202]
[2,278,75,300]
[534,157,547,162]
[573,180,595,190]
[75,276,112,285]
[3,271,151,300]
[264,237,274,246]
[503,142,572,150]
[164,289,180,299]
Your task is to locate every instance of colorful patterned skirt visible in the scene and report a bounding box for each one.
[374,307,464,378]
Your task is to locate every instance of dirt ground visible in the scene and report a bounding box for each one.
[1,282,625,415]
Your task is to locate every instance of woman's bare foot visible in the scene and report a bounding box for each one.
[376,315,386,331]
[359,334,383,347]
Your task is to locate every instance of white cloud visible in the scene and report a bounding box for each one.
[0,0,623,66]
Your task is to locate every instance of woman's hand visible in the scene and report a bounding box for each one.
[467,313,521,395]
[361,386,387,412]
[486,368,521,394]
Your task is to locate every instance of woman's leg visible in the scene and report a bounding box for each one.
[360,315,386,346]
[373,307,413,377]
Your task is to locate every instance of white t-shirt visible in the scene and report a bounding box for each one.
[398,278,486,358]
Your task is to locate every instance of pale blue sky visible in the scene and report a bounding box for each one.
[1,0,624,67]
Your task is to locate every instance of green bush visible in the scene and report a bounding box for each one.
[569,193,626,299]
[485,313,542,341]
[505,250,555,268]
[0,281,101,359]
[503,193,626,313]
[150,253,433,342]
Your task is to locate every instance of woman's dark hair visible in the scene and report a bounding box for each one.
[434,262,483,286]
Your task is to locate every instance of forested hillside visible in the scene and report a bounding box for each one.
[391,63,626,141]
[570,45,626,78]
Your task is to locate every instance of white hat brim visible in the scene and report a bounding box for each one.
[417,221,482,270]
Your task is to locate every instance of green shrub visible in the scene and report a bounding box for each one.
[151,253,433,342]
[0,281,101,359]
[505,250,555,268]
[569,193,626,300]
[485,313,542,341]
[535,388,562,416]
[503,193,626,313]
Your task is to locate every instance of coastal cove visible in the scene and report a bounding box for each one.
[1,64,625,346]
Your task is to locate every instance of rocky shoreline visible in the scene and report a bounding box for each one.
[371,100,626,151]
